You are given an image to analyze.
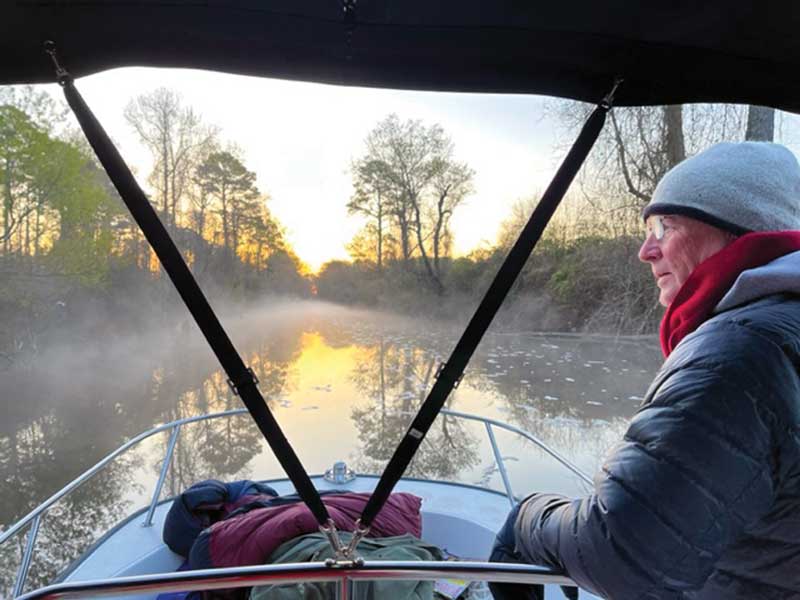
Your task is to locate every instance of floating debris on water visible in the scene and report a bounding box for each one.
[312,384,332,392]
[544,395,559,401]
[586,401,604,406]
[301,405,319,411]
[565,377,575,382]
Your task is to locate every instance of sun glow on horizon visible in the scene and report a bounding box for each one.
[37,68,560,270]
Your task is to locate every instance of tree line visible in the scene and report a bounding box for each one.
[1,82,781,366]
[0,86,309,366]
[122,88,297,273]
[317,104,777,334]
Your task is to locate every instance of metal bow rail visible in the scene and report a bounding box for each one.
[16,561,577,600]
[1,408,591,597]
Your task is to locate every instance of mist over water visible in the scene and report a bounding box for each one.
[0,299,662,595]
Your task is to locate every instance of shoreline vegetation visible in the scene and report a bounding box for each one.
[1,84,776,367]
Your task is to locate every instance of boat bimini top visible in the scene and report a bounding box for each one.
[3,0,800,580]
[4,1,800,111]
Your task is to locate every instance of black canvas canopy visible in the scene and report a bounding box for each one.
[2,1,800,112]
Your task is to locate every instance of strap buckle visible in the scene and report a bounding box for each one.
[320,519,369,566]
[43,41,71,86]
[435,362,463,389]
[600,78,624,110]
[227,367,259,396]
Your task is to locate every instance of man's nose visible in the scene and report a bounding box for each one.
[638,234,661,263]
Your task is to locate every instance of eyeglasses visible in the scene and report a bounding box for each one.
[645,214,668,240]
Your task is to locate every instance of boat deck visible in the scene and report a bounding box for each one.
[64,475,509,580]
[59,475,598,600]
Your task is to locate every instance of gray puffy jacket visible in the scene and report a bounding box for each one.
[514,293,800,598]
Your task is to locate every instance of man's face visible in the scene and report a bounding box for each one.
[638,214,735,307]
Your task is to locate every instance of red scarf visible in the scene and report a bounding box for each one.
[660,231,800,357]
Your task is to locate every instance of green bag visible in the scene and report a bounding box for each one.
[250,532,444,600]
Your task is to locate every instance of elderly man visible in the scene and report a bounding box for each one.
[491,142,800,599]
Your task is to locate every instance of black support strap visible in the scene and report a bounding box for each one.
[359,82,620,529]
[45,43,332,528]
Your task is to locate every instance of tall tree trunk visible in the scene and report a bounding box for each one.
[745,105,775,141]
[221,187,230,253]
[411,197,443,294]
[171,171,178,227]
[34,201,41,257]
[162,134,170,226]
[3,159,12,255]
[131,223,142,269]
[24,205,30,257]
[432,191,449,279]
[198,207,206,241]
[397,209,410,265]
[376,197,383,272]
[664,105,686,168]
[231,211,239,258]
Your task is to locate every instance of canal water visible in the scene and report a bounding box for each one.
[0,301,662,595]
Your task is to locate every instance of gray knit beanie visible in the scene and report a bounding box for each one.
[643,141,800,233]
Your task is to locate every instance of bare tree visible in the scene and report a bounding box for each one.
[347,158,392,271]
[362,115,436,266]
[550,101,748,239]
[124,88,216,228]
[351,114,474,293]
[429,159,474,278]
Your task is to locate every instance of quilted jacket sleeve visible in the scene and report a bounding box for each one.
[514,321,797,599]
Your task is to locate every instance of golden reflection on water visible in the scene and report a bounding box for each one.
[273,331,364,471]
[112,320,663,502]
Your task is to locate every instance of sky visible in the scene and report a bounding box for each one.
[31,67,567,271]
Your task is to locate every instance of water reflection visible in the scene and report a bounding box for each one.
[0,303,662,596]
[349,338,479,479]
[151,324,305,496]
